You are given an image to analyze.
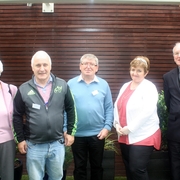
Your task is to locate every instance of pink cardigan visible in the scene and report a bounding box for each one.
[0,81,17,143]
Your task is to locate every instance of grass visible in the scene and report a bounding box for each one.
[22,175,127,180]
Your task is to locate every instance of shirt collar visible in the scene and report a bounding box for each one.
[77,74,99,83]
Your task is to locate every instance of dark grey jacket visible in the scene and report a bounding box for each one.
[13,73,77,143]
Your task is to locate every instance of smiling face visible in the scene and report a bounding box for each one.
[79,54,99,79]
[129,56,150,84]
[31,51,52,85]
[130,66,148,84]
[173,43,180,66]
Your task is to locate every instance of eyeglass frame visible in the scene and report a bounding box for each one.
[81,62,97,67]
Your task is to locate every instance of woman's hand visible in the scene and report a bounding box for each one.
[115,124,123,136]
[121,126,130,135]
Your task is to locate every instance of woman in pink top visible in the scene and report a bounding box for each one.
[114,56,161,180]
[0,60,17,180]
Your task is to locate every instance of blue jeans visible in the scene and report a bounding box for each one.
[26,140,65,180]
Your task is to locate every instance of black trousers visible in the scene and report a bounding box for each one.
[168,140,180,180]
[120,143,154,180]
[72,135,105,180]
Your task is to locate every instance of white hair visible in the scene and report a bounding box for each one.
[0,60,3,76]
[173,42,180,54]
[31,50,52,67]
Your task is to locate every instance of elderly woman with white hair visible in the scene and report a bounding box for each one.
[0,60,17,180]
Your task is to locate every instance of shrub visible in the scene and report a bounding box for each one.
[157,90,168,151]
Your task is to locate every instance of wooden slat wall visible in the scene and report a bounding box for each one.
[0,3,179,177]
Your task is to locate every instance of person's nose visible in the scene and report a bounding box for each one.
[86,63,91,68]
[133,71,138,75]
[39,65,45,71]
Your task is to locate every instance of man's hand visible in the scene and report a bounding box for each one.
[64,132,74,146]
[18,140,27,154]
[97,128,109,140]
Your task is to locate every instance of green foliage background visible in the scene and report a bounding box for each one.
[157,90,168,150]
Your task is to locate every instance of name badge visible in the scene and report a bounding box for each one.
[32,103,40,109]
[92,90,99,96]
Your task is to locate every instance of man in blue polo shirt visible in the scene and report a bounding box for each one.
[68,54,113,180]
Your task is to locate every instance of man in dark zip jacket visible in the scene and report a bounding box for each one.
[13,50,77,180]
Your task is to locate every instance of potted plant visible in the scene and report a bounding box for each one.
[102,133,119,180]
[104,132,119,154]
[147,90,171,180]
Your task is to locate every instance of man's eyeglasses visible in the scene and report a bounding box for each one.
[81,62,97,67]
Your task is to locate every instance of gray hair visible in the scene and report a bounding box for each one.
[31,50,52,67]
[80,54,99,65]
[0,60,3,76]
